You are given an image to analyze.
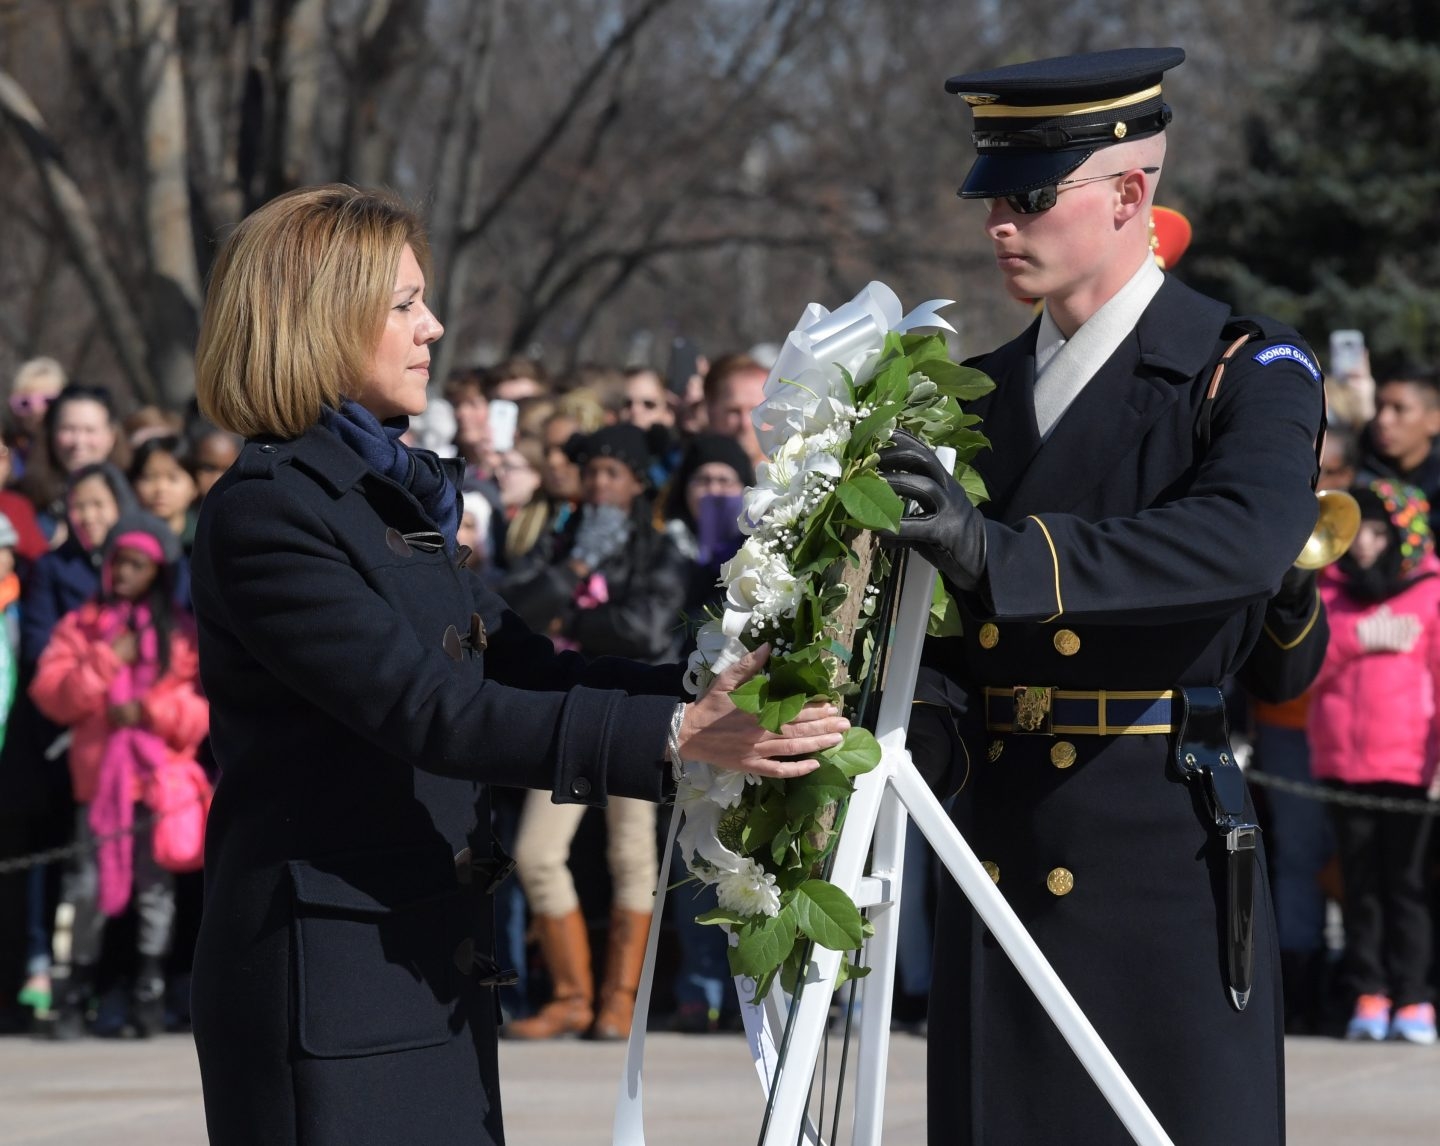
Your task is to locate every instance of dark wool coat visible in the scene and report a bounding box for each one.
[924,275,1325,1146]
[188,426,682,1146]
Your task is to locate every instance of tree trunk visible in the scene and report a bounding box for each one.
[129,0,202,408]
[429,0,507,386]
[0,67,160,404]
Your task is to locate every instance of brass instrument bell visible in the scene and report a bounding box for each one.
[1294,489,1361,570]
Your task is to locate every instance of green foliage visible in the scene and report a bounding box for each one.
[689,327,995,1000]
[1186,5,1440,366]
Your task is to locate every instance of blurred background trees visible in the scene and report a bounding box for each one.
[0,0,1432,409]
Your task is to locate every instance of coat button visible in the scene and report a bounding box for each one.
[385,527,412,557]
[981,861,1000,884]
[978,623,999,649]
[1050,741,1077,769]
[1053,629,1081,656]
[453,936,475,974]
[258,444,277,454]
[469,613,488,653]
[454,544,473,568]
[442,625,464,661]
[987,739,1004,763]
[454,847,473,884]
[1046,867,1075,896]
[570,777,592,798]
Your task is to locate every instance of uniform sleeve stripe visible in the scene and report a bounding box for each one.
[1026,514,1064,622]
[1264,587,1321,651]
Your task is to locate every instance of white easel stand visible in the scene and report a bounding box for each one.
[757,547,1176,1146]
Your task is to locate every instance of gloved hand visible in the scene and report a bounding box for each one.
[570,503,631,570]
[876,430,987,591]
[1355,605,1421,654]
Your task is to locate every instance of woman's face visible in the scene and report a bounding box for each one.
[109,545,159,602]
[451,390,490,458]
[620,372,674,430]
[496,449,541,509]
[52,398,116,472]
[1350,519,1390,570]
[10,384,56,436]
[685,461,745,522]
[134,449,198,524]
[354,245,444,422]
[67,474,120,550]
[582,456,643,511]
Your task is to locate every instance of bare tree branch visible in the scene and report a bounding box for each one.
[0,66,159,402]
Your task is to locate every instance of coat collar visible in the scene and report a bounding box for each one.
[973,275,1232,521]
[279,424,372,498]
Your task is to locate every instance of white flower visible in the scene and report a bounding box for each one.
[715,858,782,918]
[721,538,785,613]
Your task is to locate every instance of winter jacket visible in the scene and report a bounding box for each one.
[28,601,209,803]
[1308,558,1440,788]
[21,535,100,671]
[501,501,690,664]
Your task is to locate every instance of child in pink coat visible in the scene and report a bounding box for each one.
[30,512,210,1039]
[1309,481,1440,1044]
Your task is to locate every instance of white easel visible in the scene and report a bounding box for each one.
[752,546,1176,1146]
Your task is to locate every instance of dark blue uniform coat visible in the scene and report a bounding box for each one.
[926,275,1324,1146]
[188,427,682,1146]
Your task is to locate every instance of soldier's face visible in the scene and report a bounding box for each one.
[984,173,1121,303]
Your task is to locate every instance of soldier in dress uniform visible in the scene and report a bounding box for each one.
[882,48,1326,1145]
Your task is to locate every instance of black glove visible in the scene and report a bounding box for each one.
[876,430,988,591]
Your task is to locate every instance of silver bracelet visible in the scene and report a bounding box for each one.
[666,702,687,781]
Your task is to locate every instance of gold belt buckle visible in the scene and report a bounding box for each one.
[1012,686,1053,735]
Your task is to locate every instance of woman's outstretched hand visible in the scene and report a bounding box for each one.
[677,644,848,778]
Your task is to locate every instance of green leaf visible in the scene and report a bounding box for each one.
[834,956,872,989]
[785,783,851,820]
[728,909,799,980]
[850,403,901,454]
[929,579,965,638]
[739,798,788,854]
[728,674,767,715]
[921,359,996,402]
[758,691,807,733]
[900,332,950,363]
[835,472,904,532]
[770,824,796,866]
[695,906,749,926]
[791,879,867,951]
[957,464,990,507]
[821,727,883,777]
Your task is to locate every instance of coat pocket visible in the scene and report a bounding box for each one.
[288,846,473,1059]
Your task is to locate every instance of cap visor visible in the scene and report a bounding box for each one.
[959,149,1092,198]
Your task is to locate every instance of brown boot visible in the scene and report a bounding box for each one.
[589,908,652,1041]
[501,909,593,1040]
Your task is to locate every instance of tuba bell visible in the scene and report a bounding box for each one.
[1293,489,1361,570]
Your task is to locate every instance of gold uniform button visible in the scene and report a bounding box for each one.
[1046,867,1075,896]
[982,861,1000,884]
[1050,741,1077,769]
[987,739,1005,763]
[1053,629,1081,656]
[978,623,1000,649]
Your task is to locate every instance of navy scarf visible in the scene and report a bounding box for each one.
[318,400,460,549]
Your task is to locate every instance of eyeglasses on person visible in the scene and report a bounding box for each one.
[988,166,1160,215]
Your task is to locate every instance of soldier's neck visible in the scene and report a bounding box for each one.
[1045,249,1154,339]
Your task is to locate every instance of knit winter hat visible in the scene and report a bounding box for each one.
[664,433,755,525]
[1366,479,1433,577]
[103,511,183,568]
[566,424,664,484]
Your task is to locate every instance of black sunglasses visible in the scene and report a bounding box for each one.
[988,166,1160,215]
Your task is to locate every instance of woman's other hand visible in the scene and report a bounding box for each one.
[677,644,848,779]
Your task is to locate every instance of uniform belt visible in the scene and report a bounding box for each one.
[983,687,1176,735]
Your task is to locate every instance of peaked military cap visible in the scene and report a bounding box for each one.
[945,47,1185,198]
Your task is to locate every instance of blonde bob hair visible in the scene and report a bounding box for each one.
[196,184,432,439]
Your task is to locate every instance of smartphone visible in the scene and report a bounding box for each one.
[489,398,518,454]
[666,337,701,396]
[1329,329,1365,378]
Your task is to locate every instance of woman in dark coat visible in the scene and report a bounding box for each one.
[186,184,846,1146]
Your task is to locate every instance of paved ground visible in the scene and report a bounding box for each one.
[0,1030,1436,1144]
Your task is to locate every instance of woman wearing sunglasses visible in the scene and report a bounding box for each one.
[186,184,848,1146]
[5,357,66,482]
[875,48,1328,1146]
